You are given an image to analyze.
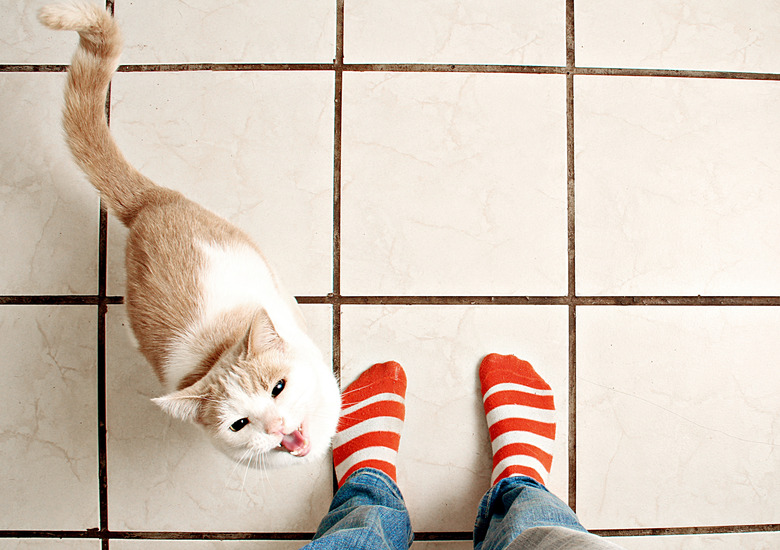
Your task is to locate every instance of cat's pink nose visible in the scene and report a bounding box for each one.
[265,417,284,436]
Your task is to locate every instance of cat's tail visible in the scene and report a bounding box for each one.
[39,2,158,226]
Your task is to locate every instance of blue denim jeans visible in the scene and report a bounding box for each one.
[301,469,586,550]
[473,475,587,550]
[302,469,413,550]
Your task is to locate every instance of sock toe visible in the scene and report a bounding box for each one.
[333,362,407,487]
[480,354,556,486]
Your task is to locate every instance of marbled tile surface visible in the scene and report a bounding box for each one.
[2,0,779,548]
[0,74,99,295]
[344,0,566,65]
[5,542,101,550]
[577,306,780,529]
[106,71,334,297]
[612,532,780,549]
[115,0,335,64]
[341,72,568,296]
[0,2,77,63]
[575,76,780,296]
[576,0,780,72]
[0,306,98,530]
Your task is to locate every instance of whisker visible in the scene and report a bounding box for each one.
[260,450,271,489]
[338,380,384,397]
[240,449,253,499]
[224,447,253,498]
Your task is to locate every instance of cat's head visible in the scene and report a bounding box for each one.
[152,310,341,468]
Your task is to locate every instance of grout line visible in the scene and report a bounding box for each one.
[343,63,567,74]
[97,203,109,540]
[97,299,109,550]
[332,0,344,379]
[565,0,577,514]
[330,0,345,498]
[591,524,780,537]
[566,0,575,69]
[0,296,124,305]
[326,296,570,305]
[573,66,780,80]
[2,295,780,306]
[308,295,780,306]
[3,63,780,81]
[117,63,334,72]
[98,8,114,540]
[2,524,779,541]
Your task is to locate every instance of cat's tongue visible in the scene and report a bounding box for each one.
[280,429,310,457]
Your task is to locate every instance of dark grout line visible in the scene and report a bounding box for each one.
[98,18,113,541]
[575,296,780,306]
[117,63,335,72]
[330,0,346,498]
[3,295,779,306]
[0,296,124,305]
[412,532,473,541]
[592,523,780,537]
[97,202,109,537]
[344,63,567,74]
[3,524,779,541]
[566,0,575,69]
[332,0,344,378]
[565,0,577,514]
[575,66,780,81]
[3,62,780,81]
[334,296,571,305]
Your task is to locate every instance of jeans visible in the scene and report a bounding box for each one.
[301,468,587,550]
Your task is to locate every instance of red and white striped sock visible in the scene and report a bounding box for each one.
[480,353,556,486]
[332,361,407,487]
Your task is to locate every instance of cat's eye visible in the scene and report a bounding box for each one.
[229,418,249,432]
[271,379,286,398]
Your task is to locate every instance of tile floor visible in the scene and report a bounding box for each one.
[1,0,779,548]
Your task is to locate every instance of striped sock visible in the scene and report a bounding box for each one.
[332,361,406,487]
[480,353,556,486]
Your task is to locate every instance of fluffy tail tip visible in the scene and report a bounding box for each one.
[38,2,109,32]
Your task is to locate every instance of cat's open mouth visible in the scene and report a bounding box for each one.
[279,422,310,457]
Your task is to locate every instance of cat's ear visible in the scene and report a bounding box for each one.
[243,308,284,356]
[152,385,206,423]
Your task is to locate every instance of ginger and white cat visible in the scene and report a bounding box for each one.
[38,2,340,467]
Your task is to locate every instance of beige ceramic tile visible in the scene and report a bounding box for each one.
[0,306,98,530]
[113,542,306,550]
[577,306,780,529]
[115,0,335,64]
[345,0,565,65]
[106,71,334,297]
[613,532,780,549]
[0,0,78,63]
[575,76,780,296]
[3,541,100,550]
[576,0,780,72]
[106,304,334,531]
[341,305,570,532]
[341,72,568,296]
[0,73,99,295]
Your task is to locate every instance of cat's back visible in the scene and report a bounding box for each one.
[123,190,283,373]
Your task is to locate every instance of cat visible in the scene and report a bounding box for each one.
[38,2,341,468]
